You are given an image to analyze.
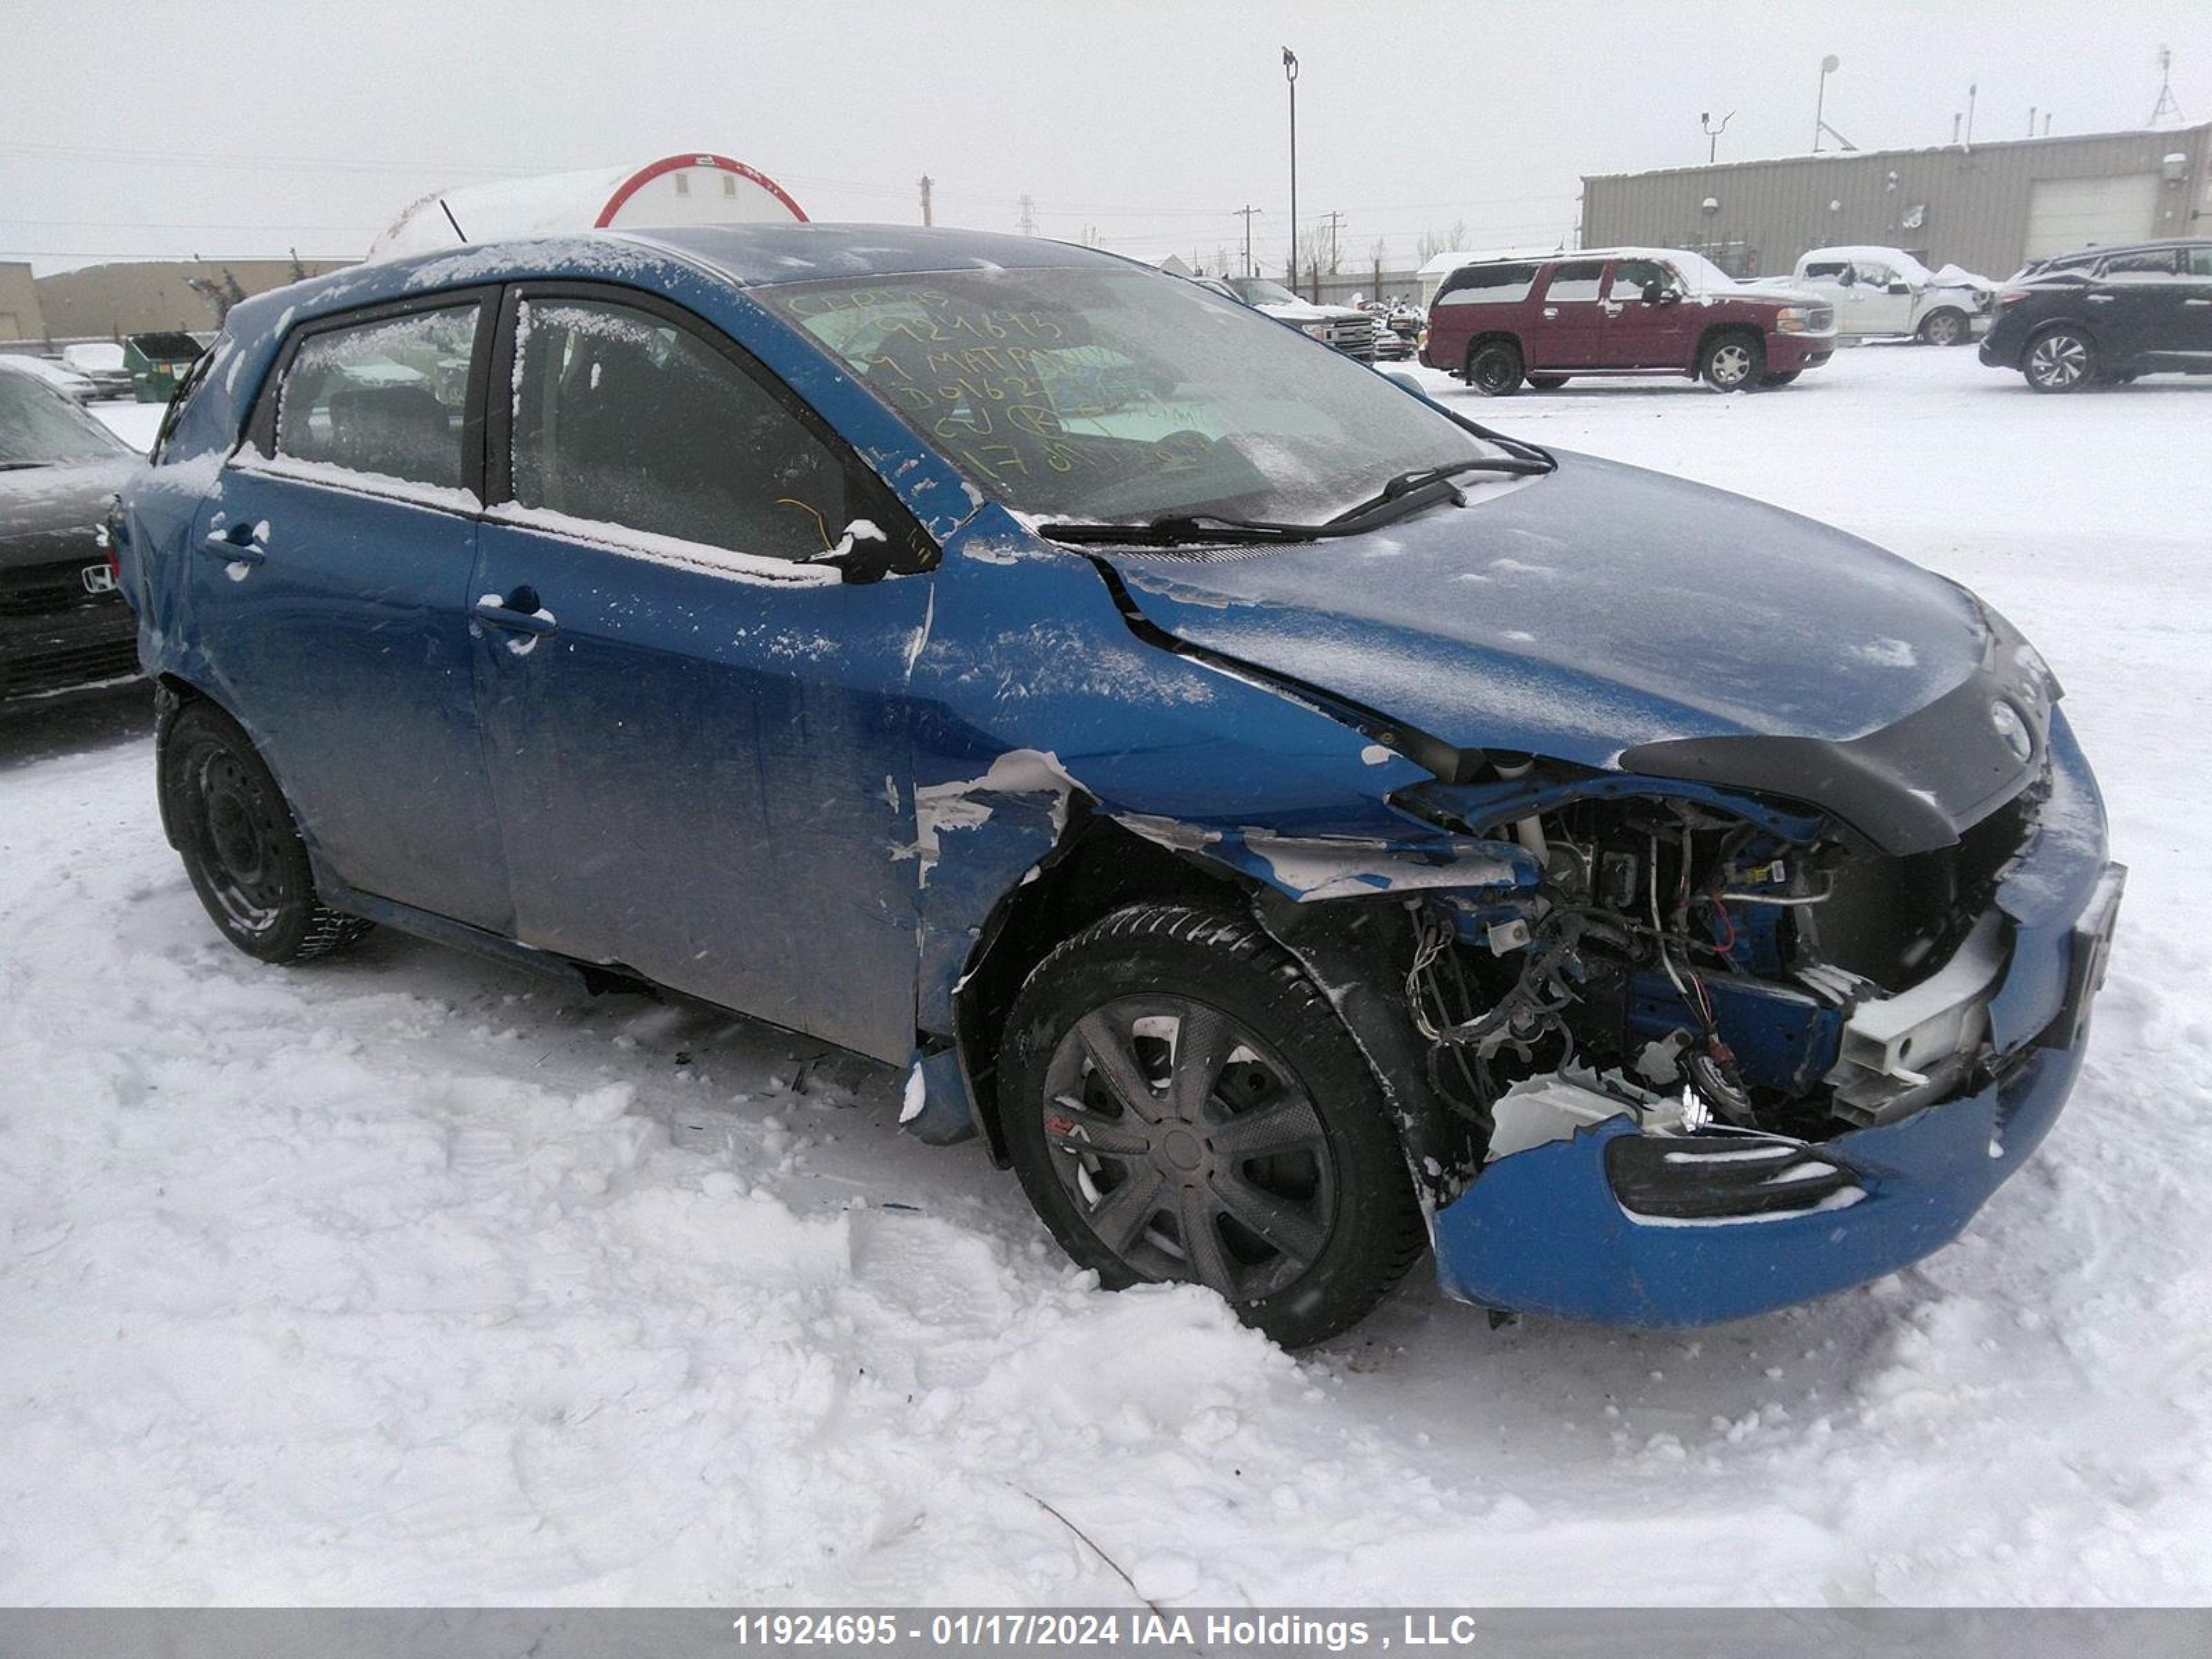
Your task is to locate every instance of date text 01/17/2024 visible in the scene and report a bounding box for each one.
[726,1611,1503,1649]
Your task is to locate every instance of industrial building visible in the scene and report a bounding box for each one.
[1582,122,2211,279]
[32,259,353,344]
[0,263,44,341]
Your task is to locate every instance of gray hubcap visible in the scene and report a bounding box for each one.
[1709,342,1753,385]
[1926,313,1961,344]
[1042,996,1334,1303]
[2029,335,2087,386]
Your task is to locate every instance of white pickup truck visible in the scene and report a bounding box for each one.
[1748,247,1995,346]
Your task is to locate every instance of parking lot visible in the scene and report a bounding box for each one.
[3,345,2208,1604]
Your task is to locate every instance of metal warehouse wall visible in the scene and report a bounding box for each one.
[1583,124,2211,279]
[35,258,353,341]
[0,263,44,341]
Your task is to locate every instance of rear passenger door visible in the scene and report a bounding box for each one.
[469,284,935,1062]
[2176,245,2212,358]
[188,293,512,932]
[2089,247,2184,362]
[1530,259,1610,368]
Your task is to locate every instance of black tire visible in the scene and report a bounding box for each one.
[1698,331,1763,391]
[998,903,1424,1349]
[1525,373,1569,390]
[162,702,371,963]
[2023,326,2095,393]
[1917,308,1968,347]
[1465,339,1524,396]
[1757,369,1802,387]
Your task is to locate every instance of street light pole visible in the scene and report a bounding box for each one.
[1701,109,1734,165]
[1814,53,1839,152]
[1282,46,1300,292]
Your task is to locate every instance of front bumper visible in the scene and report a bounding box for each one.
[1429,710,2119,1327]
[1,594,140,700]
[1767,335,1837,371]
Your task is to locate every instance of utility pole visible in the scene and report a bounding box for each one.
[1812,54,1857,152]
[1321,209,1344,273]
[1018,194,1035,236]
[1234,205,1262,275]
[1965,82,1978,147]
[1282,46,1300,288]
[918,175,933,227]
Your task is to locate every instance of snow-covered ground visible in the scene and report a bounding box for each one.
[3,349,2207,1605]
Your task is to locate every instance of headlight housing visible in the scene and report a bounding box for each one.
[1301,322,1331,340]
[1775,307,1812,333]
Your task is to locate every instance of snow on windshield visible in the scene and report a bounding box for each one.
[760,268,1492,527]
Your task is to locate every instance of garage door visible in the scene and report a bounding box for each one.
[2023,174,2162,261]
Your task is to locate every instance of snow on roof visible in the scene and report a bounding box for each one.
[368,156,805,263]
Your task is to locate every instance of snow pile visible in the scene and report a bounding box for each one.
[1,353,2206,1604]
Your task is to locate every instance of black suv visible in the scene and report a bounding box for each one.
[1980,238,2212,392]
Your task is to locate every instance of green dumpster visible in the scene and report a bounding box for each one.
[124,332,205,404]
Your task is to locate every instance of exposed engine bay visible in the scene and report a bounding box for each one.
[1399,768,2047,1212]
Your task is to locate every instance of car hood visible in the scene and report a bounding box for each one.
[0,457,139,570]
[1255,299,1362,323]
[1100,451,1989,772]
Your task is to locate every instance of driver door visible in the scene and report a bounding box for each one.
[1600,257,1694,367]
[469,284,937,1062]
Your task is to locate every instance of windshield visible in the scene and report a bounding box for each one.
[0,372,133,467]
[1226,276,1302,307]
[760,267,1492,525]
[1663,250,1741,294]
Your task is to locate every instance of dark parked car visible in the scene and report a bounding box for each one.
[120,226,2120,1344]
[0,361,142,700]
[1980,239,2212,392]
[1423,247,1837,393]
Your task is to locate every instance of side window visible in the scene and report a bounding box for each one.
[1542,261,1606,303]
[2099,249,2179,279]
[1853,263,1895,287]
[1802,261,1847,281]
[507,297,847,563]
[1437,262,1539,305]
[274,306,478,491]
[1606,259,1671,301]
[2190,247,2212,278]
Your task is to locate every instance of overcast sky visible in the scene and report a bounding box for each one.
[6,0,2209,276]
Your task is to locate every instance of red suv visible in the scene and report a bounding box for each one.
[1421,249,1837,393]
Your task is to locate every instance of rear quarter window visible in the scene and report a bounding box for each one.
[1436,263,1540,305]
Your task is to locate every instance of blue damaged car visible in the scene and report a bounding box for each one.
[115,225,2124,1346]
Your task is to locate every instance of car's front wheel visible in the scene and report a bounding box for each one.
[162,702,371,963]
[998,904,1425,1348]
[1699,332,1763,391]
[2024,326,2095,393]
[1918,308,1969,346]
[1465,339,1524,396]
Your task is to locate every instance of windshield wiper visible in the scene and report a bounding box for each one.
[1325,456,1551,532]
[0,461,54,471]
[1036,454,1556,548]
[1035,513,1313,547]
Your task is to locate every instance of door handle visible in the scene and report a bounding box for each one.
[1542,307,1559,317]
[201,523,265,565]
[2186,298,2212,306]
[474,588,557,637]
[2086,294,2115,303]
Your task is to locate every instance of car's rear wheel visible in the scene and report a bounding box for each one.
[1465,339,1524,396]
[1918,308,1968,346]
[2024,327,2095,393]
[1525,373,1569,390]
[998,903,1425,1348]
[1699,332,1763,391]
[162,702,371,963]
[1757,369,1802,386]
